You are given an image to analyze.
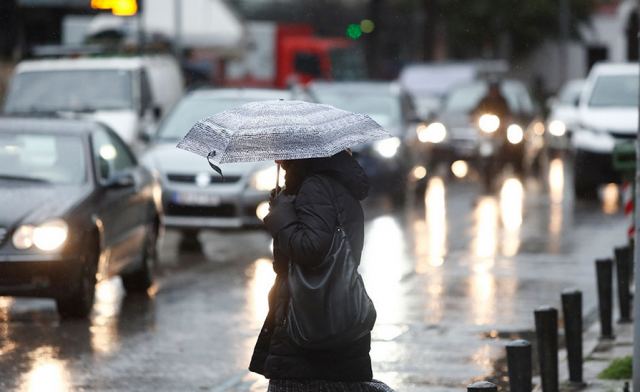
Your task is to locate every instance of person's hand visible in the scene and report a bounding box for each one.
[264,192,296,235]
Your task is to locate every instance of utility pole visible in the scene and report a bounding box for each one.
[558,0,570,85]
[174,0,183,63]
[634,1,640,391]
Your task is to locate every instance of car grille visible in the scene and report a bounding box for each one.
[0,227,6,245]
[167,174,241,184]
[610,131,636,141]
[166,202,236,218]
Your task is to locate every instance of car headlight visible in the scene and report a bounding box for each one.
[12,219,68,251]
[478,113,500,133]
[250,165,285,192]
[507,124,524,144]
[548,120,566,137]
[417,122,447,144]
[374,137,401,158]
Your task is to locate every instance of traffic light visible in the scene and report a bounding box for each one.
[91,0,138,16]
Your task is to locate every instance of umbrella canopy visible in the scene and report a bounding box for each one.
[176,100,391,173]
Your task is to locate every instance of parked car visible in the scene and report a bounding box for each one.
[546,79,585,152]
[0,117,161,318]
[572,63,638,197]
[307,81,415,203]
[141,88,300,247]
[3,55,184,146]
[415,79,542,185]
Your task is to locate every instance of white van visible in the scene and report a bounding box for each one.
[3,56,184,145]
[572,63,638,197]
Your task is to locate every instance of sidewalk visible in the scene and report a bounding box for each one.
[558,320,633,391]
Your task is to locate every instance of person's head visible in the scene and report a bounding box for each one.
[488,80,501,97]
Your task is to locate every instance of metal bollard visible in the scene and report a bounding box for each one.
[614,246,632,323]
[506,340,532,392]
[535,306,559,392]
[596,258,615,339]
[561,289,583,384]
[467,381,498,392]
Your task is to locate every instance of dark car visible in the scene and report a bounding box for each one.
[307,81,416,203]
[415,79,543,184]
[0,118,161,318]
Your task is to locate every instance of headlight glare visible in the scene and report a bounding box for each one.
[374,137,401,158]
[507,124,524,144]
[548,120,566,137]
[417,122,447,143]
[251,165,285,191]
[33,220,68,251]
[12,225,34,249]
[12,220,68,251]
[478,114,500,133]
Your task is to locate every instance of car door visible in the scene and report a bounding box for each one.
[92,128,148,276]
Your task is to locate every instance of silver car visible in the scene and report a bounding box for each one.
[141,89,294,240]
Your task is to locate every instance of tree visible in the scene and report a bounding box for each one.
[438,0,596,59]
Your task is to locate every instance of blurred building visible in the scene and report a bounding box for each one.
[515,0,639,93]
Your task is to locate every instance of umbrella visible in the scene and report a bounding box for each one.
[176,100,391,176]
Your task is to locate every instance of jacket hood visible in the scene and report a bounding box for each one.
[307,151,370,201]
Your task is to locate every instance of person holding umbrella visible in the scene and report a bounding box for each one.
[178,100,394,391]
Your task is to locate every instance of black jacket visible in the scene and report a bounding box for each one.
[249,152,372,381]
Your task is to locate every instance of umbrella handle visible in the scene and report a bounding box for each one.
[276,164,281,194]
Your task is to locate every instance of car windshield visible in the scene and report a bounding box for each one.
[443,82,527,113]
[4,69,134,113]
[0,132,86,185]
[589,74,639,108]
[158,96,279,140]
[558,81,584,105]
[312,89,402,134]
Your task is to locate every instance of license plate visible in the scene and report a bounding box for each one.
[173,192,221,206]
[479,141,494,157]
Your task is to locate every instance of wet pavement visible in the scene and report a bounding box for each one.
[0,158,629,391]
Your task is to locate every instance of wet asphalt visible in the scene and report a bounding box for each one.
[0,158,629,391]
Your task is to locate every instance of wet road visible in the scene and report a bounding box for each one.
[0,159,628,391]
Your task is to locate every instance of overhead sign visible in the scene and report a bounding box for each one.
[91,0,138,16]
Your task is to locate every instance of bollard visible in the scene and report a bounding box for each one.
[614,246,632,323]
[561,289,583,384]
[467,381,498,392]
[535,306,559,392]
[506,340,532,392]
[595,258,615,339]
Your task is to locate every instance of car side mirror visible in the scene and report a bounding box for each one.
[152,105,162,120]
[106,172,135,189]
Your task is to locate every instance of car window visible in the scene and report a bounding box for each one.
[588,74,639,108]
[92,128,136,181]
[311,89,403,134]
[5,69,134,113]
[140,69,153,112]
[157,96,286,140]
[0,132,86,184]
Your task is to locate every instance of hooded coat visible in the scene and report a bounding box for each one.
[249,151,372,381]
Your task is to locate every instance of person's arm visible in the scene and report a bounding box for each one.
[263,176,336,268]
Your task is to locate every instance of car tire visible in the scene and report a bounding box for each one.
[121,223,157,294]
[178,229,201,252]
[56,243,98,319]
[573,151,598,199]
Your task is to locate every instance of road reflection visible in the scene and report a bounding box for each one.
[246,258,276,329]
[19,346,71,392]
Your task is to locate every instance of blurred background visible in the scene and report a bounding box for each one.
[0,1,638,391]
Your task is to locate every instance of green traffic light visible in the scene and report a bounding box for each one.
[346,24,362,40]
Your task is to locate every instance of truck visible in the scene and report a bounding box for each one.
[224,22,366,88]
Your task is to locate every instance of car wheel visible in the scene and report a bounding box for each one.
[56,245,98,319]
[573,152,598,199]
[178,229,201,252]
[121,223,157,294]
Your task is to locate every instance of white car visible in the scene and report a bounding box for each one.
[3,56,184,147]
[572,63,638,197]
[546,79,584,151]
[141,88,300,245]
